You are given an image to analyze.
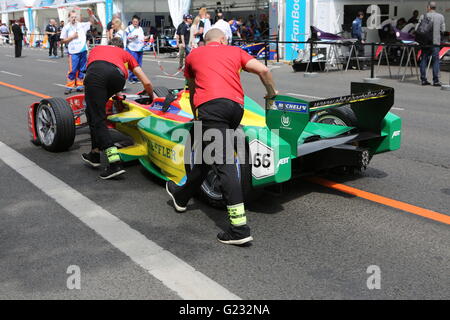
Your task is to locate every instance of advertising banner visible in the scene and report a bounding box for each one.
[284,0,307,61]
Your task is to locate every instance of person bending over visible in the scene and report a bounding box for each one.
[82,38,154,179]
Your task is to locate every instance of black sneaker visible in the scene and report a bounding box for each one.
[82,152,101,168]
[217,225,253,245]
[433,82,442,87]
[64,88,72,95]
[99,162,125,180]
[166,181,187,212]
[421,80,431,86]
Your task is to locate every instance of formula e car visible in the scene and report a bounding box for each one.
[28,83,401,207]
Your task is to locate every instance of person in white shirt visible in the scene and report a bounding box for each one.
[112,18,126,48]
[212,12,232,44]
[124,15,145,83]
[60,9,97,94]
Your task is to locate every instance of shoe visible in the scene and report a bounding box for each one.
[76,87,84,92]
[217,225,253,245]
[99,162,125,180]
[64,88,72,95]
[166,181,187,212]
[421,80,431,86]
[433,82,442,87]
[82,152,101,168]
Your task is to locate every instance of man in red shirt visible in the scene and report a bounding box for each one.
[166,28,277,245]
[82,38,154,180]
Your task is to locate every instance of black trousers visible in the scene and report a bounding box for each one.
[14,39,22,57]
[49,38,57,56]
[84,61,125,151]
[177,98,245,207]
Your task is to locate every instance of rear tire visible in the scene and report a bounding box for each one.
[35,98,75,152]
[311,105,357,127]
[188,128,259,209]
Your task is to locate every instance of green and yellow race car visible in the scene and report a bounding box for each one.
[28,82,401,207]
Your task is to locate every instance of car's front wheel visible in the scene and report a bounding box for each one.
[35,98,75,152]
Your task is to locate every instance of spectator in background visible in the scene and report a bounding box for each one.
[204,13,212,35]
[0,23,9,44]
[176,14,192,70]
[259,14,269,37]
[189,16,202,49]
[396,18,407,30]
[213,11,232,44]
[352,11,365,58]
[419,1,446,86]
[107,13,120,40]
[408,10,420,25]
[229,17,244,39]
[58,21,65,57]
[124,15,145,84]
[45,19,59,58]
[11,20,23,58]
[112,18,126,48]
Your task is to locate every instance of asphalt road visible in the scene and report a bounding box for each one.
[0,45,449,300]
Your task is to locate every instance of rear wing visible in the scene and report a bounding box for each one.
[265,82,395,153]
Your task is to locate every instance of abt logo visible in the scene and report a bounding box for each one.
[392,130,401,139]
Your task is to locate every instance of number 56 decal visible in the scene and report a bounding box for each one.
[249,140,275,179]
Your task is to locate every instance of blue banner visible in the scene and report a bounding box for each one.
[105,0,113,24]
[284,0,307,61]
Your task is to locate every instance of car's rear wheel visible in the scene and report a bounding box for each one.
[35,98,75,152]
[187,129,258,209]
[311,105,357,127]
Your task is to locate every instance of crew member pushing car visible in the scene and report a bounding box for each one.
[166,28,277,245]
[81,38,154,180]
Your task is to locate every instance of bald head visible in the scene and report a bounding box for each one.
[204,28,226,44]
[428,1,437,10]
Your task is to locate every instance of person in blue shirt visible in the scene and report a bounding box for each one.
[352,11,364,40]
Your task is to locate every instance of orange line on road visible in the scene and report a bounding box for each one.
[0,81,51,99]
[307,177,450,226]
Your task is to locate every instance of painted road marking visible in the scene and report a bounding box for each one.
[392,107,405,111]
[5,54,14,57]
[0,141,241,300]
[37,59,58,64]
[1,70,22,77]
[0,80,446,227]
[307,177,450,226]
[53,83,67,88]
[156,75,184,81]
[143,58,178,64]
[0,81,51,99]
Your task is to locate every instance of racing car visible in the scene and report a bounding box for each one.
[28,83,401,207]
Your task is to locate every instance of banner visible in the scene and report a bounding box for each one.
[284,0,307,61]
[105,0,112,24]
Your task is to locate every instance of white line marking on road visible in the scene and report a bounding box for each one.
[0,141,240,300]
[287,92,323,100]
[53,83,67,88]
[1,71,22,77]
[156,75,184,81]
[143,58,178,64]
[392,107,405,111]
[37,59,58,64]
[5,54,14,57]
[269,66,281,70]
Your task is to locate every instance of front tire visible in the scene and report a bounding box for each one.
[35,98,76,152]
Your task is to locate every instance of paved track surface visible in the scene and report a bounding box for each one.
[0,46,448,299]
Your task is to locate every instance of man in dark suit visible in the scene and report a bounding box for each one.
[11,21,23,58]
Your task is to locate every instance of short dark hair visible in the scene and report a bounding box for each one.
[357,11,364,17]
[132,15,140,21]
[109,37,124,48]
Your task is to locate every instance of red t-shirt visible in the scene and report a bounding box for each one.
[87,45,139,79]
[184,42,254,107]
